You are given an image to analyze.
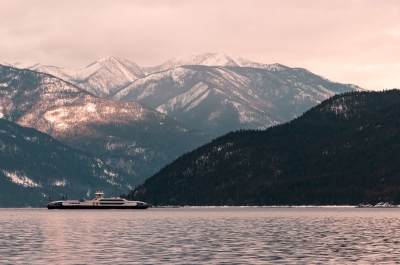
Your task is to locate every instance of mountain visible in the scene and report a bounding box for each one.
[0,119,130,207]
[8,53,361,136]
[0,65,212,185]
[141,52,286,73]
[131,90,400,206]
[114,60,359,136]
[25,56,145,97]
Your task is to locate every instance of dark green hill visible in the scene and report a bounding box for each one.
[132,90,400,206]
[0,119,131,207]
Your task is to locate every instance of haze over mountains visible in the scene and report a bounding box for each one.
[8,53,361,136]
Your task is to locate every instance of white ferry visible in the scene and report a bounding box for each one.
[47,188,149,209]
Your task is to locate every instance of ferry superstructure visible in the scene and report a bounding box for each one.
[47,189,149,209]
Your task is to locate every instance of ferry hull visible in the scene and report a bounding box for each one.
[47,205,149,210]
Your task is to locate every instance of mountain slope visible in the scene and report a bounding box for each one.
[132,90,400,206]
[114,64,358,136]
[0,119,130,207]
[0,65,212,185]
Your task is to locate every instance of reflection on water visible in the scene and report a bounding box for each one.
[1,207,400,264]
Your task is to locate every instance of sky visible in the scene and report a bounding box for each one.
[1,0,399,91]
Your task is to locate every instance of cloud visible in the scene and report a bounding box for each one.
[0,0,399,90]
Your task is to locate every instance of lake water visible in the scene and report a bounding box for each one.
[1,207,400,264]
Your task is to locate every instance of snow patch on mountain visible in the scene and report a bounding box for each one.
[320,97,351,118]
[185,89,211,113]
[86,103,97,113]
[156,82,210,114]
[2,170,41,188]
[53,179,67,186]
[317,85,336,97]
[214,68,251,88]
[227,100,262,124]
[22,136,38,142]
[0,82,10,87]
[213,142,234,153]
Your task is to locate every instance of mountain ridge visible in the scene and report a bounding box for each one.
[5,52,362,96]
[141,53,289,74]
[4,53,362,136]
[113,64,359,135]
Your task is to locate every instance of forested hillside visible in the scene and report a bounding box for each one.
[132,90,400,206]
[0,119,129,207]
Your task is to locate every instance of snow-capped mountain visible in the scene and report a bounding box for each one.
[114,63,361,136]
[0,65,212,184]
[7,53,362,136]
[142,52,286,74]
[23,56,145,97]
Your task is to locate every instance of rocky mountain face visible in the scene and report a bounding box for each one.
[9,53,360,136]
[0,119,129,207]
[113,64,359,136]
[132,90,400,206]
[0,65,212,185]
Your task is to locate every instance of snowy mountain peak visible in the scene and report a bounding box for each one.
[3,53,354,100]
[98,55,117,63]
[147,52,285,73]
[96,55,128,65]
[9,56,146,97]
[92,55,143,73]
[169,52,243,67]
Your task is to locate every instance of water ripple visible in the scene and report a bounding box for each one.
[1,207,400,264]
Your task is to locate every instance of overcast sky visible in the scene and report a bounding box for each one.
[1,0,399,91]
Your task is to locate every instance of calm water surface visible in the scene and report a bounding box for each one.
[1,207,400,264]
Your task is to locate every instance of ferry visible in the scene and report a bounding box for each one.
[47,188,149,209]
